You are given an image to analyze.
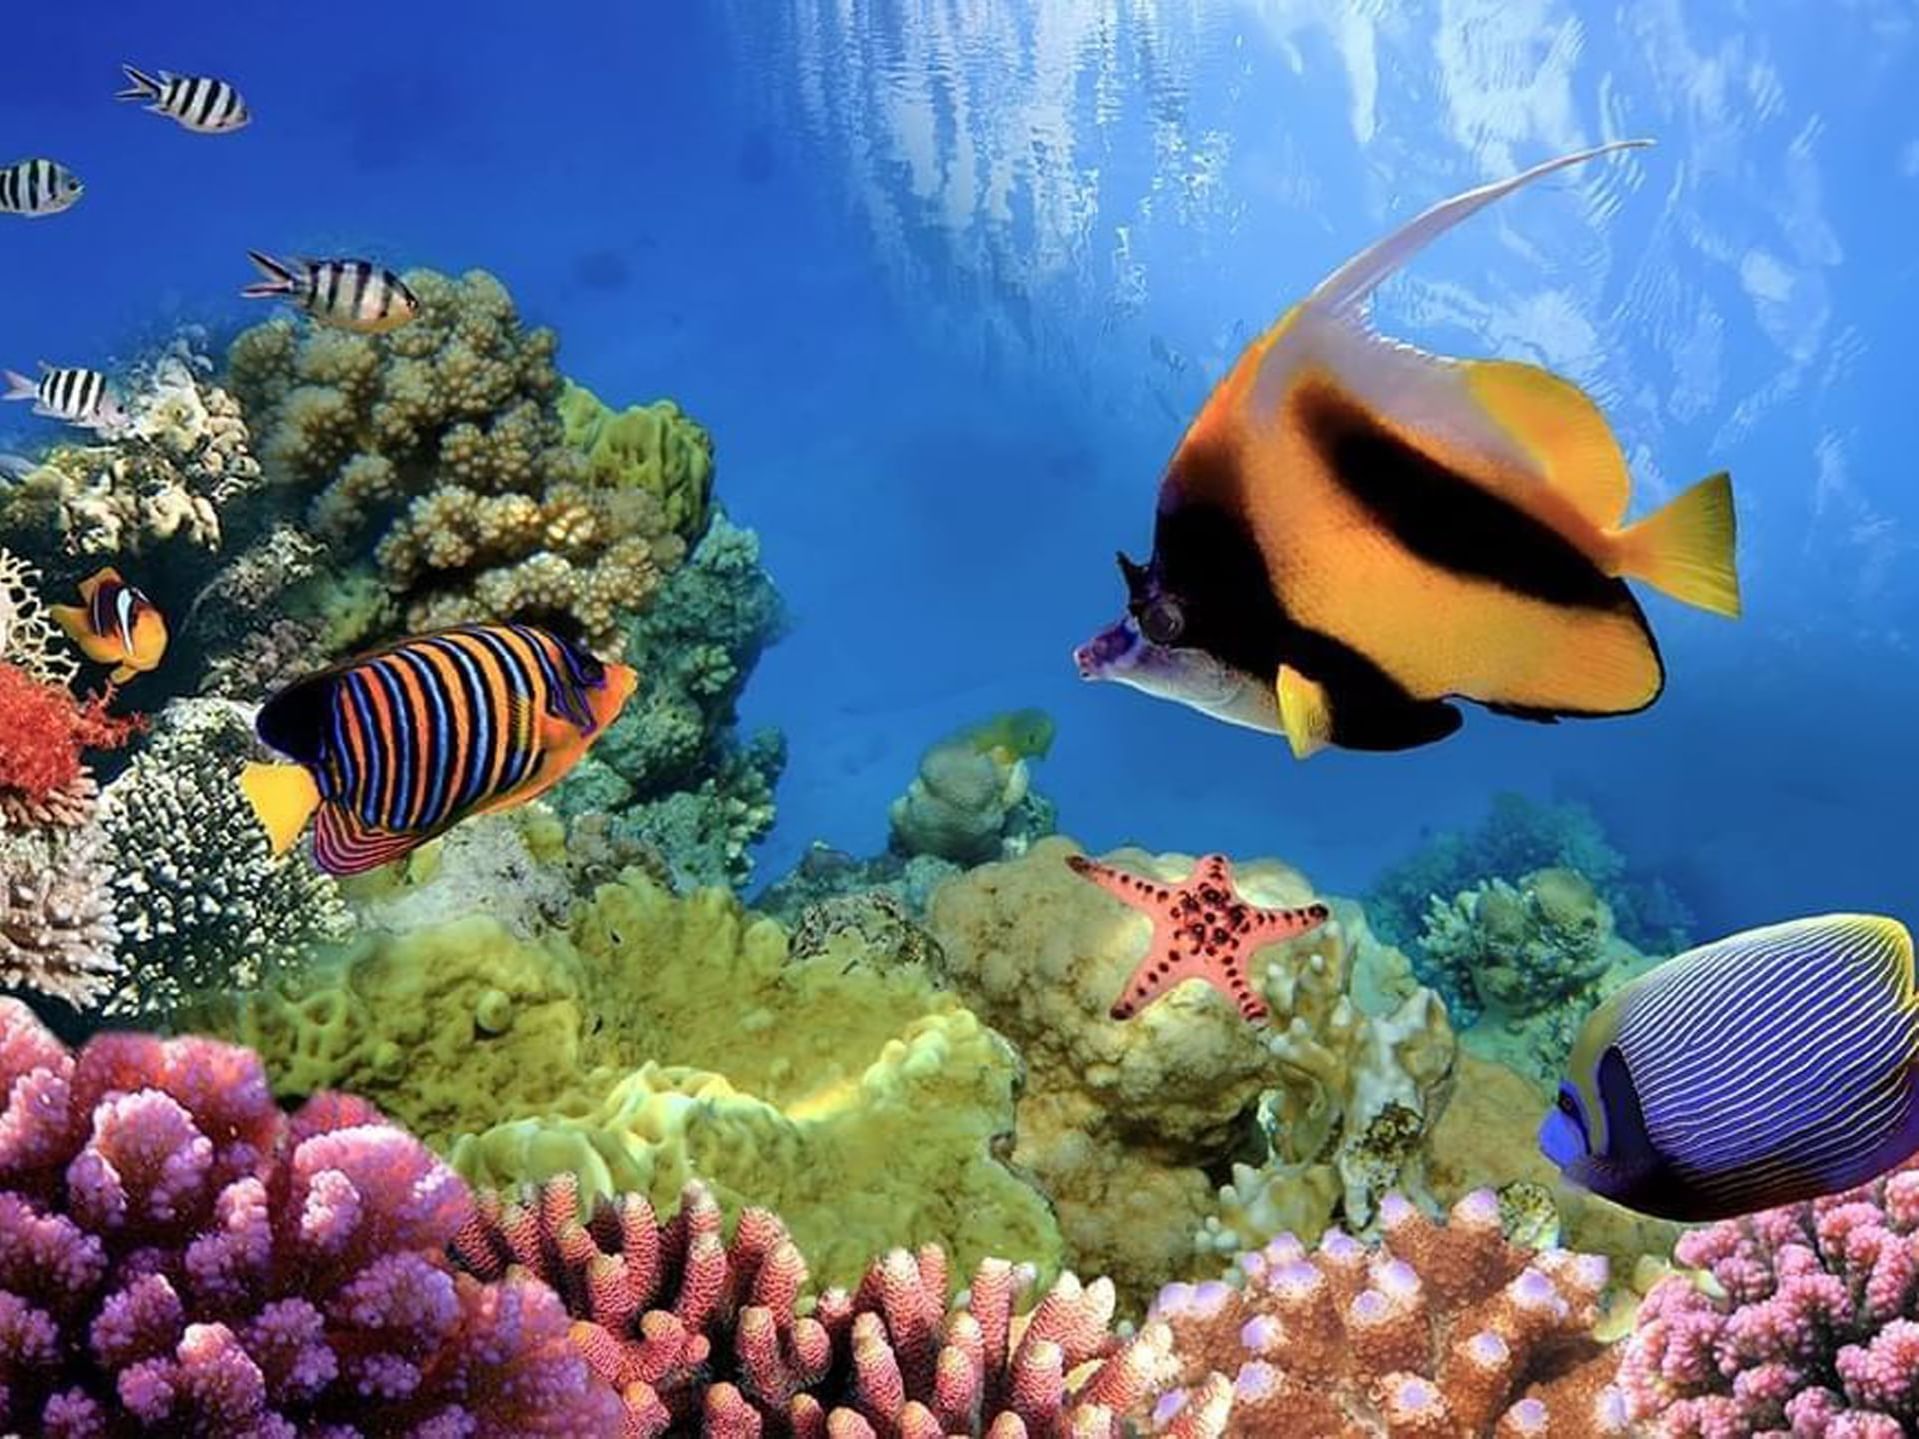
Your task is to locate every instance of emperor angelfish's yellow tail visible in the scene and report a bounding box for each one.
[1614,471,1740,618]
[239,761,322,856]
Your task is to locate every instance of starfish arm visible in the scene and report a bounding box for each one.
[1252,900,1332,940]
[1065,853,1171,907]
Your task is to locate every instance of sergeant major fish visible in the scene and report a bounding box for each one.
[241,252,420,334]
[2,365,128,433]
[1094,139,1741,759]
[0,158,83,218]
[50,567,168,684]
[240,622,638,875]
[117,65,250,134]
[1541,914,1919,1222]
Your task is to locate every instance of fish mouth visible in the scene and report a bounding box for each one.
[1071,642,1100,679]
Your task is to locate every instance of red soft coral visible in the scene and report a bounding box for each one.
[0,663,141,807]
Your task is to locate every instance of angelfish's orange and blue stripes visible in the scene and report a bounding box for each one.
[256,622,613,875]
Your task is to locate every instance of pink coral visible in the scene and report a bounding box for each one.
[451,1172,1171,1437]
[1146,1189,1629,1436]
[0,999,619,1435]
[1619,1155,1919,1435]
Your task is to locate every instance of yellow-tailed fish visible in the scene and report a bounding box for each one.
[1540,914,1919,1222]
[242,252,420,334]
[1098,139,1740,759]
[117,66,250,133]
[240,622,637,876]
[50,567,167,684]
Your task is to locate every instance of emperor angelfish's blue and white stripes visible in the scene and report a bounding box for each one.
[241,252,420,333]
[117,66,250,133]
[2,365,126,432]
[0,159,83,217]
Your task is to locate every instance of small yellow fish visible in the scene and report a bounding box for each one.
[957,707,1056,765]
[50,567,167,684]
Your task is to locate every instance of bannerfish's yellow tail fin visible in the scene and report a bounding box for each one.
[239,761,322,856]
[1276,665,1334,760]
[1614,471,1740,618]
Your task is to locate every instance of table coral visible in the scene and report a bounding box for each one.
[203,869,1062,1292]
[226,267,689,653]
[453,1172,1169,1437]
[1147,1190,1630,1437]
[1618,1154,1919,1435]
[0,996,620,1435]
[560,380,715,540]
[925,837,1455,1309]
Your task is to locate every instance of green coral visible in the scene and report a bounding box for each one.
[200,870,1060,1291]
[559,381,714,540]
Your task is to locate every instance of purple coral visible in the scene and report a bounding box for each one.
[1620,1155,1919,1435]
[0,997,620,1436]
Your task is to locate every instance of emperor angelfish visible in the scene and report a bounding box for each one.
[241,252,420,334]
[1106,139,1741,759]
[117,65,250,134]
[240,622,638,876]
[0,158,83,217]
[2,364,128,433]
[1541,914,1919,1222]
[50,567,168,684]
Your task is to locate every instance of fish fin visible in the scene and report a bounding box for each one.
[1463,359,1632,528]
[239,762,322,857]
[1275,665,1334,759]
[1307,140,1654,319]
[1613,471,1740,617]
[47,602,87,644]
[1485,701,1562,724]
[1,371,36,402]
[108,663,136,685]
[312,803,423,876]
[242,250,297,298]
[116,65,163,102]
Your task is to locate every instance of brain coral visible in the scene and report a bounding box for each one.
[226,267,689,653]
[205,869,1062,1292]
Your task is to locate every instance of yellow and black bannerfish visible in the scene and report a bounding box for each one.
[239,622,637,876]
[1111,139,1739,758]
[50,566,168,684]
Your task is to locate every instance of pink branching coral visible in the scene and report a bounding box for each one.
[0,998,620,1435]
[450,1172,1172,1437]
[1619,1156,1919,1436]
[1146,1190,1629,1437]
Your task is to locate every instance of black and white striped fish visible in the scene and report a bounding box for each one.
[2,365,128,433]
[117,65,250,134]
[241,252,420,334]
[0,159,83,218]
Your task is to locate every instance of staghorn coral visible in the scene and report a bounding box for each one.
[559,380,716,540]
[0,997,619,1435]
[452,1172,1170,1437]
[1618,1154,1919,1435]
[201,869,1062,1291]
[1147,1189,1629,1437]
[926,838,1455,1309]
[227,267,688,653]
[96,698,348,1021]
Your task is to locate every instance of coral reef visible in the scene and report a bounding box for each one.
[925,837,1455,1307]
[888,717,1056,865]
[96,698,348,1021]
[1147,1189,1629,1436]
[453,1172,1168,1437]
[559,380,715,541]
[0,548,78,686]
[227,267,686,653]
[753,841,966,930]
[203,870,1061,1291]
[0,996,619,1434]
[1417,867,1658,1087]
[1619,1154,1919,1435]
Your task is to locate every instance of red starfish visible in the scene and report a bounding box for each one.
[1066,852,1330,1024]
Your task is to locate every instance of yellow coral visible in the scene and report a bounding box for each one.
[560,382,714,538]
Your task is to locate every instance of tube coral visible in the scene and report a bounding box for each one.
[0,998,619,1435]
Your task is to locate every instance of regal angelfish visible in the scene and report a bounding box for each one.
[0,158,83,217]
[117,65,250,134]
[1,364,128,433]
[241,251,420,334]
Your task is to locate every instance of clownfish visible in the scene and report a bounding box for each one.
[1094,139,1741,759]
[50,567,168,684]
[1541,914,1919,1222]
[239,622,637,876]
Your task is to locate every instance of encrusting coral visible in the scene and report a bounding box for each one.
[925,837,1456,1308]
[226,267,688,653]
[559,380,715,541]
[203,868,1062,1292]
[96,698,349,1021]
[1146,1189,1629,1436]
[0,996,620,1434]
[452,1172,1170,1437]
[1618,1154,1919,1435]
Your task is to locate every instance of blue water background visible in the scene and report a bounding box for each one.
[9,2,1916,937]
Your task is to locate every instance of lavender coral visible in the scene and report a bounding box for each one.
[1620,1156,1919,1435]
[1147,1190,1628,1436]
[452,1173,1169,1437]
[0,996,619,1434]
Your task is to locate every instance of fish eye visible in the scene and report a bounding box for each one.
[1556,1090,1578,1117]
[1139,595,1184,645]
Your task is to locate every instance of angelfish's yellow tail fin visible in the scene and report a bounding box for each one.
[1615,471,1741,618]
[239,761,322,856]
